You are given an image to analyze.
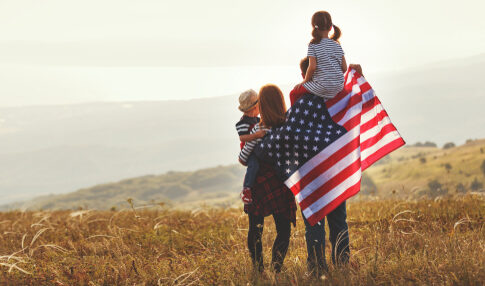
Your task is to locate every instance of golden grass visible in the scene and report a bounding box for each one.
[0,195,484,285]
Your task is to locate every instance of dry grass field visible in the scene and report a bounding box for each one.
[0,195,484,285]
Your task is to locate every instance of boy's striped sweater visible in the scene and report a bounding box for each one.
[239,123,269,165]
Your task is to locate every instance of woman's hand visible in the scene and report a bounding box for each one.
[255,130,266,138]
[238,157,248,166]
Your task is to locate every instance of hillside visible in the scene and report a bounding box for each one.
[365,138,485,198]
[4,139,485,211]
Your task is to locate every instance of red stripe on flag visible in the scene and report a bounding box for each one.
[359,82,372,93]
[331,93,362,123]
[361,137,405,171]
[325,73,355,108]
[299,159,361,210]
[327,82,372,116]
[290,135,360,195]
[361,96,377,115]
[361,109,389,133]
[342,113,362,131]
[361,123,397,150]
[306,180,361,226]
[326,89,349,108]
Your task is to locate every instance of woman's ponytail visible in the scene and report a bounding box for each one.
[331,24,341,43]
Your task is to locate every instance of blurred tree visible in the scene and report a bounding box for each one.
[443,142,455,149]
[361,173,377,195]
[428,179,444,195]
[481,160,485,177]
[456,183,467,193]
[444,163,452,173]
[414,141,437,147]
[470,178,483,191]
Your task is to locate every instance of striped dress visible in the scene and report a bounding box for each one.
[239,123,269,164]
[303,38,345,99]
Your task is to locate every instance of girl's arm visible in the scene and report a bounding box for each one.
[348,63,364,76]
[239,130,266,142]
[303,56,317,83]
[341,55,348,73]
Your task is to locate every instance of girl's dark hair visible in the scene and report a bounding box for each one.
[310,11,341,44]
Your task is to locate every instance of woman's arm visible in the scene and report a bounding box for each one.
[239,124,261,165]
[239,130,266,142]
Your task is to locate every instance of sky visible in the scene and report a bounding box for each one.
[0,0,484,106]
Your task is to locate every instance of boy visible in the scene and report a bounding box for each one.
[235,89,266,204]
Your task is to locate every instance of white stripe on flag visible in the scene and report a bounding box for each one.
[330,88,374,125]
[361,130,402,160]
[337,102,363,126]
[328,77,368,117]
[356,76,367,86]
[360,116,393,142]
[295,146,361,202]
[302,168,361,218]
[345,70,356,85]
[285,126,360,188]
[361,88,375,103]
[361,103,384,126]
[328,93,351,117]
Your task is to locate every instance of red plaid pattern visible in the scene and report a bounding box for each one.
[244,162,297,226]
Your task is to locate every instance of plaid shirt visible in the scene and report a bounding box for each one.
[244,162,297,226]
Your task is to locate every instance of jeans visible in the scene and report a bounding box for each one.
[243,154,259,188]
[247,213,291,273]
[302,201,350,273]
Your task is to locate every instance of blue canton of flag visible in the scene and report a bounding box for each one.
[256,95,346,178]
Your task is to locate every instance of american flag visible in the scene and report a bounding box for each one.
[255,69,405,226]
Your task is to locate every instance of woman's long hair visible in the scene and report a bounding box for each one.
[258,84,287,129]
[310,11,341,44]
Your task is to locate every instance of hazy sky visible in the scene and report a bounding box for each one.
[0,0,484,106]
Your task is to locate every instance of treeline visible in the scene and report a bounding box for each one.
[11,165,246,211]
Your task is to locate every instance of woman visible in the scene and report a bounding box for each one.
[240,84,297,273]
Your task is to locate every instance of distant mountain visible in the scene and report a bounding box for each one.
[0,96,242,204]
[3,140,484,211]
[366,53,485,146]
[0,54,484,204]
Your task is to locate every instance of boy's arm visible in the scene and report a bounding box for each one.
[239,130,266,142]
